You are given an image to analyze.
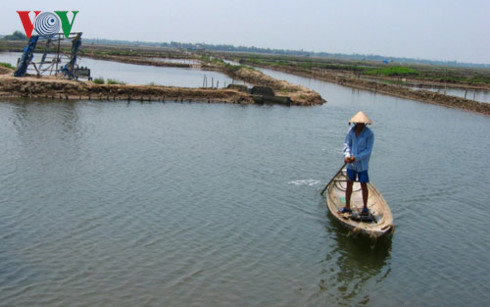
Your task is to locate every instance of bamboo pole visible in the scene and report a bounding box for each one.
[321,163,347,196]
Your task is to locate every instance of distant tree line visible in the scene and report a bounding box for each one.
[81,38,489,68]
[2,31,27,41]
[2,31,486,68]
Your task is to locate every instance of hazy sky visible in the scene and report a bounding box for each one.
[3,0,489,64]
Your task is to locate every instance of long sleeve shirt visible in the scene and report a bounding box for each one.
[343,126,374,172]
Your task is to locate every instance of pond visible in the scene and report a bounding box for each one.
[0,62,489,306]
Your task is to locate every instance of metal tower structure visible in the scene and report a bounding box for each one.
[14,32,89,80]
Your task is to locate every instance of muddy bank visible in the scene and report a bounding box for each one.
[83,53,198,69]
[81,53,325,106]
[0,66,11,75]
[1,40,325,105]
[0,61,324,106]
[225,66,324,106]
[0,74,253,104]
[250,64,490,115]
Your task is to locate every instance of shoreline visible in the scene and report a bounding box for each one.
[0,72,324,106]
[0,42,325,106]
[0,74,254,104]
[2,41,489,113]
[247,63,490,115]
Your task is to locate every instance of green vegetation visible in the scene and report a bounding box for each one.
[230,52,490,86]
[200,55,211,62]
[107,78,126,85]
[224,63,242,73]
[238,56,367,73]
[2,31,27,41]
[364,66,420,76]
[200,55,223,65]
[0,62,14,69]
[92,77,125,85]
[79,50,133,57]
[469,75,490,85]
[93,77,105,84]
[200,54,254,75]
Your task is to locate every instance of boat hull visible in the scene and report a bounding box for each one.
[326,170,394,238]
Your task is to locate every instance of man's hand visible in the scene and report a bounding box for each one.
[344,156,355,163]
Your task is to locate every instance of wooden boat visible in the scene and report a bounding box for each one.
[325,169,394,238]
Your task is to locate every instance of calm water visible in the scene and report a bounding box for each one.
[359,76,490,104]
[1,65,490,306]
[149,58,201,65]
[411,86,490,104]
[0,52,244,88]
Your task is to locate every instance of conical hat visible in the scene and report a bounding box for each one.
[349,111,372,124]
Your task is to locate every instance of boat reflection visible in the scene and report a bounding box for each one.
[313,205,393,305]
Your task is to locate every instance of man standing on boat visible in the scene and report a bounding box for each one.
[340,111,374,216]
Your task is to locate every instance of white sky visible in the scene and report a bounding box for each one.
[3,0,489,64]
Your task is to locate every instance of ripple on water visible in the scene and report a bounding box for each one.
[0,87,489,306]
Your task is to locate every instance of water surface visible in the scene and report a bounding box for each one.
[0,52,245,88]
[0,67,489,306]
[411,86,490,103]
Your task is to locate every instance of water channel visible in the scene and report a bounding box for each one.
[2,51,489,104]
[0,52,244,88]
